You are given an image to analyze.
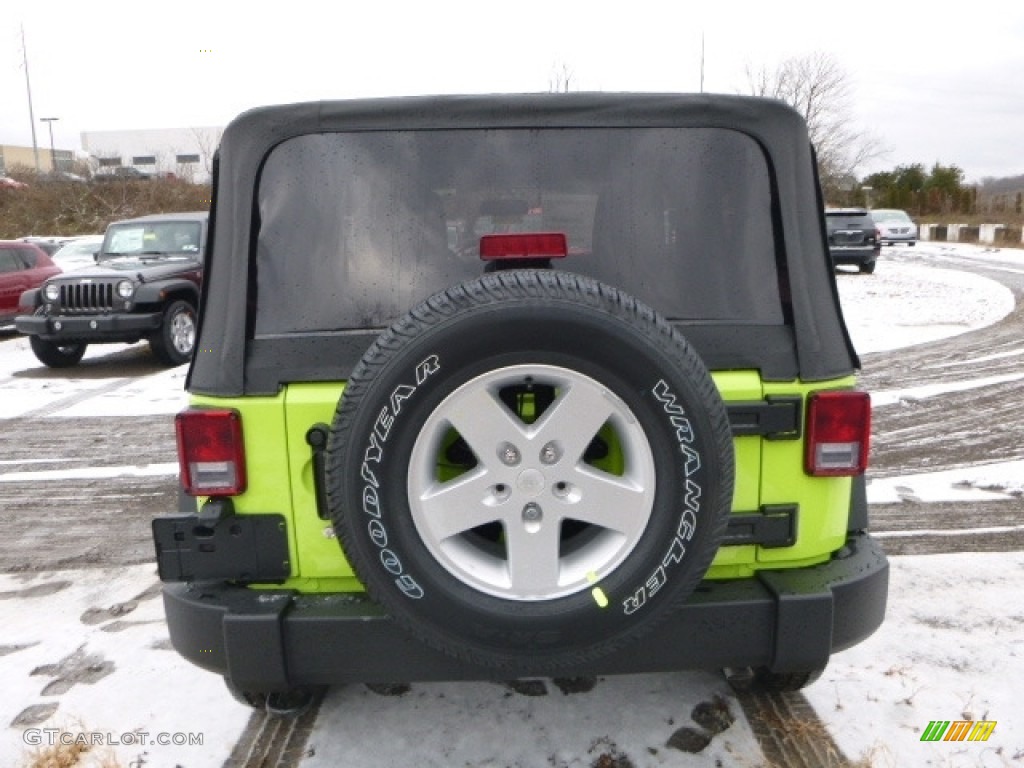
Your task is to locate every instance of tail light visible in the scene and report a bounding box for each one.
[480,232,568,261]
[805,391,871,476]
[175,408,247,495]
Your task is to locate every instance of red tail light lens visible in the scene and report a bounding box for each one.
[805,391,871,476]
[175,408,247,495]
[479,232,568,261]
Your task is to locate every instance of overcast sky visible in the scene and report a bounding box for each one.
[3,0,1023,182]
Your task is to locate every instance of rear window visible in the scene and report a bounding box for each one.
[0,247,39,270]
[826,212,872,229]
[872,209,911,222]
[254,127,784,335]
[0,250,22,273]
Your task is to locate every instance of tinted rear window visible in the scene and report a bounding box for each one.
[826,213,872,229]
[255,127,783,335]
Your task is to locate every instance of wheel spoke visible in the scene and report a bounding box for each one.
[414,469,501,541]
[565,467,649,538]
[504,515,562,595]
[444,385,528,468]
[532,382,616,464]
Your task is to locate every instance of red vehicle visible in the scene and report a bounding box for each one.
[0,241,61,330]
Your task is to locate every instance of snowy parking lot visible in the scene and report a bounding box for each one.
[1,243,1023,767]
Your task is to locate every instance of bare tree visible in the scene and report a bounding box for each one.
[548,62,575,93]
[189,127,223,180]
[746,52,885,198]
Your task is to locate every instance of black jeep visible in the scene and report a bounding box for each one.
[152,94,887,708]
[16,211,206,367]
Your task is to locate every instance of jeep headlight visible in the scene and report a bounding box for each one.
[116,280,135,299]
[44,283,60,302]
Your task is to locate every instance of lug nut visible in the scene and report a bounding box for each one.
[540,441,561,465]
[522,503,542,522]
[499,443,521,466]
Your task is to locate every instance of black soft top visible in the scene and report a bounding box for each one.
[189,93,857,396]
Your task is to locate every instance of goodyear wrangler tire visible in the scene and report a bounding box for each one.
[326,270,734,670]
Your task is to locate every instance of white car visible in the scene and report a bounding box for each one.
[872,208,918,246]
[49,236,104,271]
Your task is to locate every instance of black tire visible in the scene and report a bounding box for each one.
[326,270,734,670]
[29,336,87,368]
[224,678,320,716]
[751,665,826,692]
[224,678,268,709]
[150,299,197,366]
[859,260,876,275]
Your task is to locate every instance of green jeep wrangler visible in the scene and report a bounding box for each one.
[153,93,887,710]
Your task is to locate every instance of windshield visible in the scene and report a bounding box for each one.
[255,127,783,334]
[101,221,201,258]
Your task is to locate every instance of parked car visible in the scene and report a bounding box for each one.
[15,212,206,367]
[872,208,918,246]
[824,207,880,274]
[49,236,105,271]
[0,241,61,330]
[152,93,887,711]
[93,167,152,181]
[18,236,81,257]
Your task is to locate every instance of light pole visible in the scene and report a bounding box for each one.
[40,117,59,174]
[21,25,41,173]
[861,185,873,209]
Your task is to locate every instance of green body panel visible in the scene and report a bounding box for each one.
[187,372,858,592]
[756,377,857,566]
[706,371,761,575]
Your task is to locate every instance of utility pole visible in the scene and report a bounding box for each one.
[21,25,41,174]
[40,117,59,174]
[700,32,705,93]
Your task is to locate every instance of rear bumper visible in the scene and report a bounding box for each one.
[160,532,888,690]
[15,311,161,341]
[828,246,879,266]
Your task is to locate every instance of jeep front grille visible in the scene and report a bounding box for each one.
[60,282,115,312]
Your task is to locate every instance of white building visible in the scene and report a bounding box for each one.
[80,126,222,182]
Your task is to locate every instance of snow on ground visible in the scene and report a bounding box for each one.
[1,243,1022,767]
[871,373,1024,408]
[302,673,763,768]
[805,552,1024,768]
[835,255,1015,355]
[868,460,1024,505]
[0,566,250,768]
[0,334,187,419]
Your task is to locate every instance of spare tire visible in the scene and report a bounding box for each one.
[326,270,734,670]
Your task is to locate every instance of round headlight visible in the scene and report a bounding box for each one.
[44,283,60,302]
[116,280,135,299]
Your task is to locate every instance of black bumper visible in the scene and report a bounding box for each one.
[15,311,161,341]
[160,532,888,691]
[828,246,879,267]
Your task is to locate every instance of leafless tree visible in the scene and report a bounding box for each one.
[548,62,575,93]
[746,52,886,197]
[189,127,223,180]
